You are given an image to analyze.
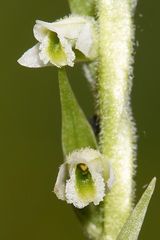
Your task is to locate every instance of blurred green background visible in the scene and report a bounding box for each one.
[0,0,159,239]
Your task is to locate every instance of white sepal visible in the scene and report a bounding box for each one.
[54,163,68,201]
[17,44,47,68]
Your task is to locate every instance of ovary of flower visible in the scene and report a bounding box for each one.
[54,148,114,209]
[17,16,97,68]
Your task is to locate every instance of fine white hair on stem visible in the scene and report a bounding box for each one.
[97,0,137,239]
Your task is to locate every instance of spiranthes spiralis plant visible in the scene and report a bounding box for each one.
[18,0,156,239]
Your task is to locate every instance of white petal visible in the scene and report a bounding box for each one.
[76,23,93,57]
[36,17,86,40]
[91,172,105,205]
[76,21,97,59]
[58,36,75,67]
[54,163,68,201]
[17,44,46,68]
[33,23,48,42]
[67,148,102,166]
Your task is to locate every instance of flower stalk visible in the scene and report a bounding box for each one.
[97,0,137,239]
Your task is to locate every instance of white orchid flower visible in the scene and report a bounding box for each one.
[18,16,97,68]
[54,148,114,209]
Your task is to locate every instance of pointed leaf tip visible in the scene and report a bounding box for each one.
[117,177,156,240]
[58,68,97,156]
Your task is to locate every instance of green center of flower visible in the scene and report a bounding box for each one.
[75,163,95,201]
[47,32,67,66]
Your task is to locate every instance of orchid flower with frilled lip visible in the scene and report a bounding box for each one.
[54,148,114,209]
[18,16,97,68]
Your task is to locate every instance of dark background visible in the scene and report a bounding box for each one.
[0,0,159,239]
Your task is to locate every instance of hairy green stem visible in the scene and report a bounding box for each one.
[97,1,136,239]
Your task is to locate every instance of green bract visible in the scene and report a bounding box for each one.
[117,178,156,240]
[58,69,97,155]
